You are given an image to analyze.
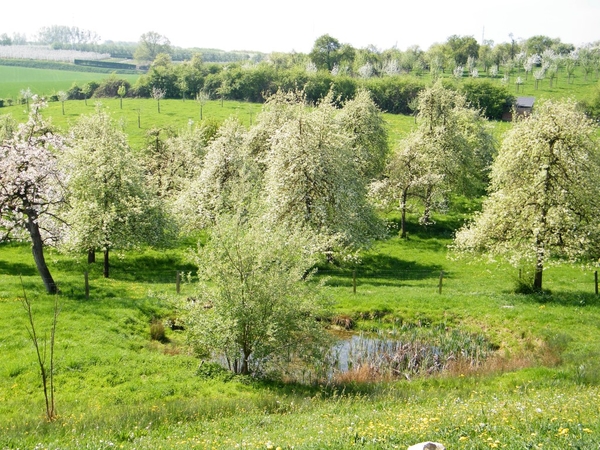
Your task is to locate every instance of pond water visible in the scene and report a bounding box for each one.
[328,327,495,377]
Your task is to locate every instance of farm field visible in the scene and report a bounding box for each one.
[2,62,600,449]
[0,65,139,99]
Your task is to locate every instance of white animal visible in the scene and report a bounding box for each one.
[407,442,445,450]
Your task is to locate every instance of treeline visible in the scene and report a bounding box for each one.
[61,55,514,119]
[60,32,600,119]
[48,41,261,63]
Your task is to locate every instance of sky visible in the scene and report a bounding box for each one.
[2,0,599,53]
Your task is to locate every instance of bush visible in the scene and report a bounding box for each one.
[363,76,425,114]
[67,82,84,100]
[460,79,514,120]
[195,361,234,381]
[580,82,600,120]
[94,77,132,98]
[82,80,100,98]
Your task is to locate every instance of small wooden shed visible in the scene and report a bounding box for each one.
[502,97,535,121]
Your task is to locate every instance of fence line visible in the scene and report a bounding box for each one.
[75,267,600,297]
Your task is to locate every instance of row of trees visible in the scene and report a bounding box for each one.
[55,32,599,120]
[4,25,598,81]
[61,55,514,119]
[3,83,600,374]
[0,88,389,374]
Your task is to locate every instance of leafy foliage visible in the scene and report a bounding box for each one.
[453,99,600,290]
[180,213,331,376]
[460,79,514,120]
[60,108,169,276]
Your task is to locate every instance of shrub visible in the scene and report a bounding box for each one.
[67,82,84,100]
[196,361,234,381]
[94,77,132,98]
[363,76,425,114]
[580,82,600,120]
[460,79,514,120]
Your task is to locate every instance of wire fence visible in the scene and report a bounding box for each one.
[74,266,600,300]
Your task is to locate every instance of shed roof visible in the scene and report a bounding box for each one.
[516,97,535,108]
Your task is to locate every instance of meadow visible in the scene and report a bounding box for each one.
[0,65,139,100]
[1,64,600,449]
[3,208,600,449]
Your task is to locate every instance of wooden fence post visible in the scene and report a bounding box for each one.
[176,271,181,294]
[353,270,357,295]
[438,271,444,294]
[84,271,89,299]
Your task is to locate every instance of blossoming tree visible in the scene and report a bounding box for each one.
[0,99,65,293]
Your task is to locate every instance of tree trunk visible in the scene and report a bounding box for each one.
[103,248,110,278]
[421,186,435,226]
[534,254,544,291]
[400,188,408,238]
[27,214,58,294]
[241,349,250,375]
[87,249,96,264]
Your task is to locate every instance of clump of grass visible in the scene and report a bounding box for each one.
[149,319,167,342]
[331,314,354,330]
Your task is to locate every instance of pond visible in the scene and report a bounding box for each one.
[327,325,497,380]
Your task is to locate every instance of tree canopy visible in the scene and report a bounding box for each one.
[453,99,600,290]
[0,99,65,293]
[61,108,167,277]
[309,34,355,72]
[180,212,330,376]
[134,31,172,63]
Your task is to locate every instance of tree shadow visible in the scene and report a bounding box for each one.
[53,252,198,284]
[389,215,465,241]
[0,260,37,277]
[520,290,600,308]
[318,254,444,288]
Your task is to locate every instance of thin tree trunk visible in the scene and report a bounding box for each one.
[534,253,544,291]
[103,248,109,278]
[27,214,58,294]
[241,349,251,375]
[400,188,408,238]
[87,249,95,264]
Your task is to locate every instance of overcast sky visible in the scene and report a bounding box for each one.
[2,0,599,53]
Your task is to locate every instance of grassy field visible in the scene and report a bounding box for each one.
[2,207,600,449]
[0,97,265,150]
[0,65,139,100]
[2,64,600,449]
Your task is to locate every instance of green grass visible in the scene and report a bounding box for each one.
[3,204,600,448]
[0,65,139,99]
[1,97,264,150]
